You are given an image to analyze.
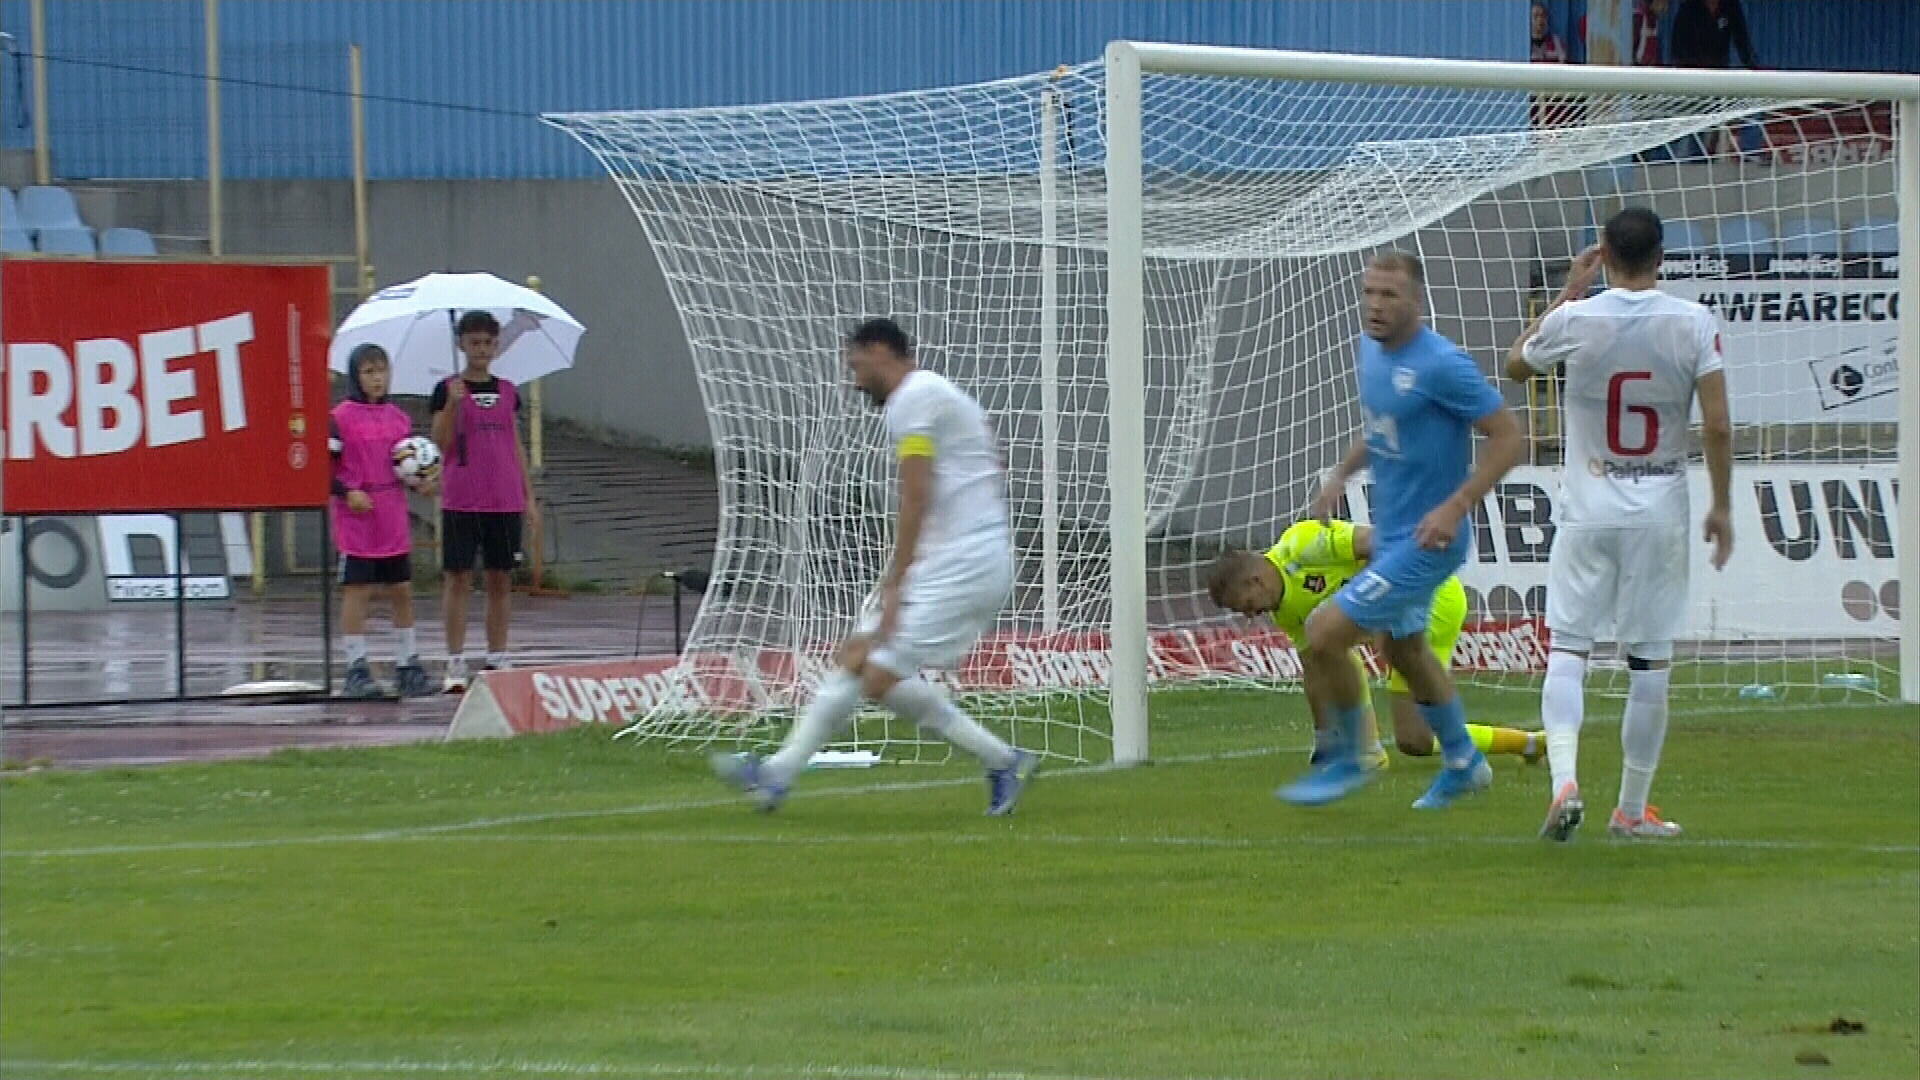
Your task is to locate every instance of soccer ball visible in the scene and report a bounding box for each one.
[391,435,442,488]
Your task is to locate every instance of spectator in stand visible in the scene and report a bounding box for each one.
[1670,0,1759,68]
[1530,3,1574,129]
[1633,0,1670,67]
[1531,2,1568,63]
[1670,0,1762,160]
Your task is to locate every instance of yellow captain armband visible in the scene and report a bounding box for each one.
[896,434,936,460]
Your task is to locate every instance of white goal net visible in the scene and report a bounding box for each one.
[548,46,1916,764]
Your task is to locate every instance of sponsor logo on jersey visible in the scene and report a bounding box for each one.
[1392,366,1416,395]
[1586,457,1686,481]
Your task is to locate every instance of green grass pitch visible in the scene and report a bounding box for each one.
[3,687,1916,1080]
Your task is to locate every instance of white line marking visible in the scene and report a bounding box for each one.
[0,747,1269,859]
[5,743,1916,860]
[468,830,1920,856]
[2,1059,1163,1080]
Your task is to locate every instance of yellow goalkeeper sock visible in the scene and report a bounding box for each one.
[1463,724,1539,759]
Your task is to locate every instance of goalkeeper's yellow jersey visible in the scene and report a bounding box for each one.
[1261,520,1368,645]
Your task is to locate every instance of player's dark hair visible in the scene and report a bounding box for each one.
[846,317,913,358]
[456,310,500,337]
[1371,250,1425,287]
[1604,206,1664,275]
[1205,549,1270,609]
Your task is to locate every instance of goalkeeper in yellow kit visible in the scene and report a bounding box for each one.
[1206,519,1543,770]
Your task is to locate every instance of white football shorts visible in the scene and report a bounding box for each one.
[860,532,1012,678]
[1546,523,1689,661]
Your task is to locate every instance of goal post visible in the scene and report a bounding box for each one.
[1101,43,1920,758]
[549,44,1917,768]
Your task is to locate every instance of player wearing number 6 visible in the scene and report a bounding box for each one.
[1507,207,1735,842]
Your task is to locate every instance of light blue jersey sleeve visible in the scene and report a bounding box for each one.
[1424,347,1505,422]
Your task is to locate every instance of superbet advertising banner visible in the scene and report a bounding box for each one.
[2,261,333,514]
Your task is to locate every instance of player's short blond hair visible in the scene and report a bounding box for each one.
[1369,250,1425,287]
[1205,548,1271,609]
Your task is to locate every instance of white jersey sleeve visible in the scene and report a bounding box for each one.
[1553,289,1722,526]
[1520,303,1580,373]
[1691,307,1726,380]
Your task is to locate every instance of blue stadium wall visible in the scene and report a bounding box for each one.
[2,0,1532,179]
[1,1,1912,180]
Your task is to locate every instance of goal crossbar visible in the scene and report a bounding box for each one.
[1120,42,1920,101]
[1103,43,1920,763]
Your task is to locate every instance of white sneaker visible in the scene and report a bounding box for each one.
[1609,806,1683,839]
[443,656,470,694]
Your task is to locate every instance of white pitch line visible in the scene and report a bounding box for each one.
[456,829,1920,856]
[0,747,1270,860]
[5,743,1916,860]
[0,1059,1177,1080]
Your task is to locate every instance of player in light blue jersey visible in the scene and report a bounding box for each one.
[1277,252,1528,810]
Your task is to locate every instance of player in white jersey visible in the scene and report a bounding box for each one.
[712,318,1038,815]
[1506,207,1735,842]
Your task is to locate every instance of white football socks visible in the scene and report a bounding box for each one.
[1542,650,1587,795]
[1618,665,1672,820]
[764,671,863,787]
[883,677,1017,771]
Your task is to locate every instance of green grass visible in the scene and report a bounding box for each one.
[3,688,1917,1080]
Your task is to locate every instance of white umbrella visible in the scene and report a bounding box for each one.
[329,272,585,397]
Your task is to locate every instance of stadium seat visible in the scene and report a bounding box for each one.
[0,186,18,226]
[101,227,158,256]
[1777,216,1839,255]
[1715,215,1774,256]
[1846,216,1896,255]
[17,185,85,233]
[35,226,98,255]
[1662,219,1711,253]
[1,225,31,253]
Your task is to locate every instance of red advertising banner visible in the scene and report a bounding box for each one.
[1762,102,1894,167]
[2,260,333,514]
[446,620,1550,739]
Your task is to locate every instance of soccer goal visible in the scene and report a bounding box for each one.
[547,44,1918,766]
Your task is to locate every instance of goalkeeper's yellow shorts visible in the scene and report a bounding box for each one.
[1383,575,1468,696]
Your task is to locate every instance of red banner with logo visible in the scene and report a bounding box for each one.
[2,260,333,514]
[447,620,1550,739]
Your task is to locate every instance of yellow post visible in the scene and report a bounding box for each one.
[523,275,548,590]
[29,0,49,185]
[204,0,223,256]
[350,44,369,295]
[525,274,546,473]
[250,512,266,594]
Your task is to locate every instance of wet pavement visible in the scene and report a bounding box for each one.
[2,593,696,768]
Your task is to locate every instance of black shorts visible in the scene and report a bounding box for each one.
[341,553,413,587]
[443,511,523,573]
